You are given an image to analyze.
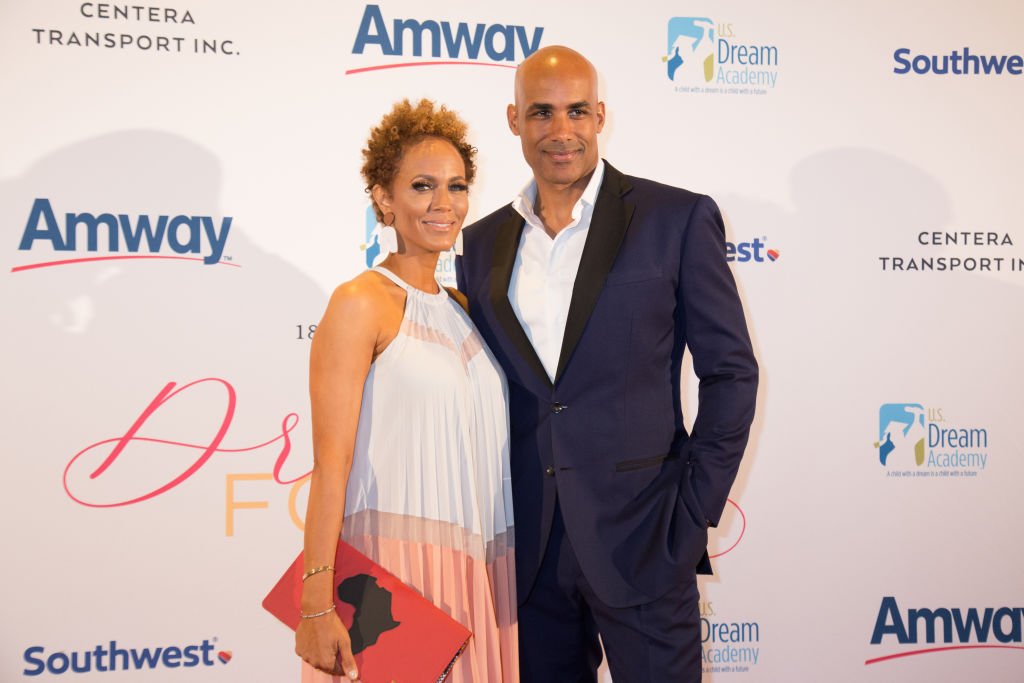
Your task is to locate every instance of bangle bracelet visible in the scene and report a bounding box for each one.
[300,604,336,619]
[302,565,335,582]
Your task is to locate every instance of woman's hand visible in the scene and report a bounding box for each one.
[295,611,360,680]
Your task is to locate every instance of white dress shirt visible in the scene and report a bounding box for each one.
[509,161,606,381]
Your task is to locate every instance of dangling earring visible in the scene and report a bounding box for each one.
[378,211,398,261]
[453,230,464,256]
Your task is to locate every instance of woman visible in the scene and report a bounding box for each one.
[295,99,517,682]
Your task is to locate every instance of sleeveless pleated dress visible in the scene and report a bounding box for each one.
[301,266,518,683]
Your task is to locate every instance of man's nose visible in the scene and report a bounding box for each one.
[550,112,573,139]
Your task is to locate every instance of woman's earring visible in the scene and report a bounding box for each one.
[379,224,398,257]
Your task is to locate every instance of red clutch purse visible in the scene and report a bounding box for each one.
[263,540,471,682]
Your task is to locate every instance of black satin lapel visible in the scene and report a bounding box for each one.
[555,166,635,381]
[488,208,553,390]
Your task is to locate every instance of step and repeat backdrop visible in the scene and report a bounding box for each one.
[2,1,1022,681]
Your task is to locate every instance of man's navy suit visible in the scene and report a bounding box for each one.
[457,161,758,678]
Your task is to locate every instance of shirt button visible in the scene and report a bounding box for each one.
[545,466,556,477]
[551,403,566,414]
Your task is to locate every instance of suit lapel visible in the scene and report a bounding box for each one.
[488,206,553,390]
[555,162,635,381]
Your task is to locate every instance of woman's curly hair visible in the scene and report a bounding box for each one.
[362,99,477,220]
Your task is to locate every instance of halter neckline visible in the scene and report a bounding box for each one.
[373,265,448,302]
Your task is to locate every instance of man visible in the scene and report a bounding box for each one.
[456,45,758,682]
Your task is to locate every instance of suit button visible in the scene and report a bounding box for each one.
[545,466,556,477]
[551,403,566,414]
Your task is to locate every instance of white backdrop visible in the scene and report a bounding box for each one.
[2,1,1022,681]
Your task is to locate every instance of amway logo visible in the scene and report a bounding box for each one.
[14,198,234,271]
[867,596,1024,665]
[349,4,544,74]
[23,639,226,676]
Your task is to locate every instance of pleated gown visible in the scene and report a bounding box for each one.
[302,266,518,682]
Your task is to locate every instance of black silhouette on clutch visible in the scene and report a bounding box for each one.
[337,574,401,654]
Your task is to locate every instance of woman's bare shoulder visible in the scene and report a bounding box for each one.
[320,271,397,330]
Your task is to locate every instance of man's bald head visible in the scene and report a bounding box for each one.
[514,46,599,106]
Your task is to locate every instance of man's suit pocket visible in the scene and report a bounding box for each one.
[614,452,679,472]
[677,463,708,529]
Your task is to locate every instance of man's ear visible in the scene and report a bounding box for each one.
[507,104,520,136]
[596,101,606,133]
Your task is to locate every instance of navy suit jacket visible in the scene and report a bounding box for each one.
[456,161,758,608]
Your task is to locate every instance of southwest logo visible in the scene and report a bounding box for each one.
[893,48,1024,75]
[13,198,235,272]
[867,596,1024,665]
[725,238,778,264]
[23,639,223,676]
[348,4,544,75]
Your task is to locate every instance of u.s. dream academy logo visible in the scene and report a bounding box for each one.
[701,600,762,675]
[664,17,780,95]
[874,403,989,478]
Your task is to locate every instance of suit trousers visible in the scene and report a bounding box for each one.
[518,499,703,683]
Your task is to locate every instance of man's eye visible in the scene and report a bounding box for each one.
[532,110,551,118]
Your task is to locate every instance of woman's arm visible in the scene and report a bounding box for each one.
[295,279,383,680]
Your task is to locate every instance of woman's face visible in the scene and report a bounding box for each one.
[374,137,469,257]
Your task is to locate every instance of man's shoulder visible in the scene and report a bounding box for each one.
[601,160,707,207]
[463,202,516,242]
[620,171,708,208]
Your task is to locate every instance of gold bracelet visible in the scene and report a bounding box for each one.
[301,565,335,582]
[299,604,336,619]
